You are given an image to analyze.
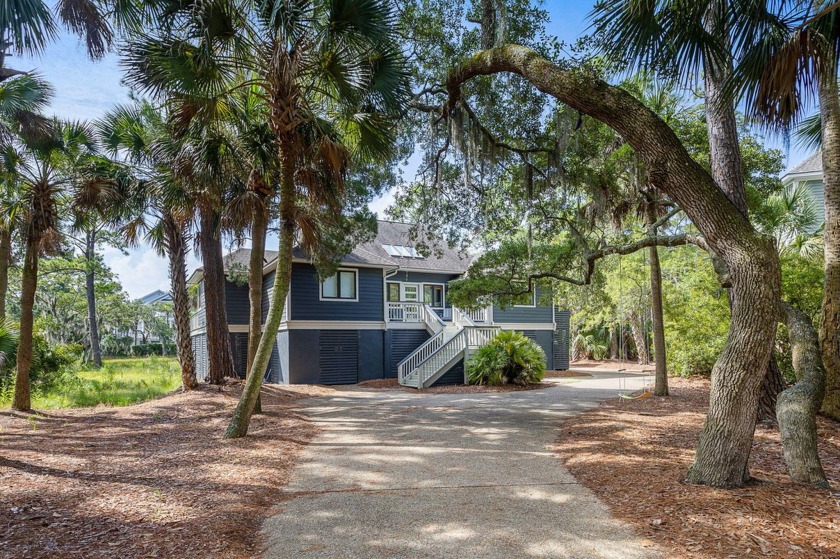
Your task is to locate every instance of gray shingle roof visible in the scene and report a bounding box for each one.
[210,221,471,276]
[787,151,822,176]
[138,289,172,304]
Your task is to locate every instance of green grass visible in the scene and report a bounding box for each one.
[4,356,181,409]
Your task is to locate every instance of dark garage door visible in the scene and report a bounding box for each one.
[319,330,359,384]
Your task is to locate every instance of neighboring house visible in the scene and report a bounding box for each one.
[136,289,174,345]
[188,221,571,388]
[781,151,826,233]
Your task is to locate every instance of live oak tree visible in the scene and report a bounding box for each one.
[432,44,780,488]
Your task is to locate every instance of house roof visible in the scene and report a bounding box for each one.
[293,220,471,273]
[782,151,823,183]
[188,221,471,284]
[138,289,172,305]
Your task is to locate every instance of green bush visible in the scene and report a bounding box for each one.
[130,343,176,357]
[466,330,546,386]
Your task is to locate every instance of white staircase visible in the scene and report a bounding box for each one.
[397,306,499,388]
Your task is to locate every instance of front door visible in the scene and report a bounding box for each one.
[401,283,421,321]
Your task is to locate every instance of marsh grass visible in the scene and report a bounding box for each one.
[1,356,181,409]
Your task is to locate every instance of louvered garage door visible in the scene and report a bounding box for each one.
[319,330,359,385]
[554,309,571,370]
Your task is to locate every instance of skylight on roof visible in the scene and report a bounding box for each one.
[382,244,423,259]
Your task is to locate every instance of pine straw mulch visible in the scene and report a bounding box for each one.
[555,377,840,559]
[353,378,552,392]
[0,382,329,559]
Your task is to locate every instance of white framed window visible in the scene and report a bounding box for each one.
[513,289,537,307]
[320,269,358,301]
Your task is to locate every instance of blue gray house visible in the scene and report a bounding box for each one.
[188,221,570,388]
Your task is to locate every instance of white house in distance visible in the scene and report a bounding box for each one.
[781,151,826,232]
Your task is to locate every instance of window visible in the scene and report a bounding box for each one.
[512,289,537,307]
[386,282,400,302]
[424,284,444,308]
[381,244,424,259]
[321,270,358,301]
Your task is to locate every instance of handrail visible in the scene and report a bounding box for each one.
[421,303,445,334]
[452,306,475,328]
[397,329,446,383]
[414,328,467,387]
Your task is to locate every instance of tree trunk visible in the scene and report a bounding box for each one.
[649,242,668,396]
[12,230,39,411]
[757,353,785,423]
[226,152,295,439]
[84,230,102,369]
[0,227,11,320]
[199,205,236,384]
[818,71,840,421]
[165,215,197,390]
[247,203,269,414]
[629,311,649,364]
[778,302,830,487]
[447,45,781,487]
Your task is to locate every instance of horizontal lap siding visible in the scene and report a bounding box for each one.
[432,359,464,386]
[493,284,554,324]
[191,334,207,381]
[225,281,250,325]
[290,263,383,321]
[388,330,430,378]
[262,271,275,323]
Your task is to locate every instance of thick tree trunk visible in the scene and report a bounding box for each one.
[630,311,649,364]
[0,227,11,320]
[649,242,668,396]
[818,72,840,421]
[199,205,236,384]
[778,303,830,487]
[85,230,102,369]
[226,154,295,439]
[165,215,197,390]
[12,231,39,411]
[246,203,269,414]
[447,45,781,487]
[702,17,783,421]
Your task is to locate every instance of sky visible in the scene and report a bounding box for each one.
[18,1,813,298]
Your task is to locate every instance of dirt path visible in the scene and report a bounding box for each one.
[263,371,660,559]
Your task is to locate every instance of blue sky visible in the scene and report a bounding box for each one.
[20,1,812,298]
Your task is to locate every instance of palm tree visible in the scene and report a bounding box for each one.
[731,2,840,420]
[97,100,198,390]
[122,0,410,437]
[0,73,53,318]
[10,119,117,410]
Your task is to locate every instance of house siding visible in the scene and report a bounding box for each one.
[493,284,554,324]
[191,333,208,381]
[386,329,430,378]
[289,263,383,322]
[192,281,206,331]
[387,271,461,309]
[225,281,250,325]
[553,309,571,371]
[804,179,826,233]
[432,359,464,385]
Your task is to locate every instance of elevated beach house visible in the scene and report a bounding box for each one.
[188,221,570,388]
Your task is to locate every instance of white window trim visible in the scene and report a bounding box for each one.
[423,282,446,309]
[513,290,537,308]
[319,268,360,302]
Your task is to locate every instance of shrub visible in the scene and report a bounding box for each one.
[130,343,176,357]
[466,330,546,386]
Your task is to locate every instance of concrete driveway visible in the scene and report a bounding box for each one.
[263,371,660,559]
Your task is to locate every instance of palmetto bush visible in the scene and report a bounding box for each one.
[466,331,546,386]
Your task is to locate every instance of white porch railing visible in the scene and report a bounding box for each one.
[388,301,422,322]
[397,330,446,385]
